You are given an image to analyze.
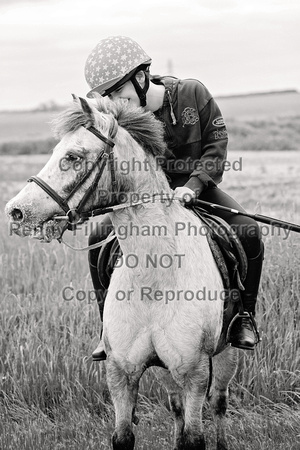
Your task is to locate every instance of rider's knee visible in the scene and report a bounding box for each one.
[231,219,262,258]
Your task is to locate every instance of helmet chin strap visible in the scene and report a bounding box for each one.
[130,69,150,107]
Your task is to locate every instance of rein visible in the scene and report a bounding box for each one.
[27,121,118,237]
[58,193,179,251]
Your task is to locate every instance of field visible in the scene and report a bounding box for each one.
[0,93,300,449]
[0,91,300,154]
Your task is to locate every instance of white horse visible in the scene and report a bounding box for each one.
[6,95,238,450]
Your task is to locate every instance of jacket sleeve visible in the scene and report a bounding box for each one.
[190,85,228,189]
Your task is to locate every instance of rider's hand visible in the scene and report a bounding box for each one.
[184,176,205,198]
[174,186,196,204]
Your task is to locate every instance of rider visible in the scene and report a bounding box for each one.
[84,36,264,361]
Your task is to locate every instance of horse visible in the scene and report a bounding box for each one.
[5,94,238,450]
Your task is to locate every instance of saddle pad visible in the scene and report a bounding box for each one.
[190,207,248,290]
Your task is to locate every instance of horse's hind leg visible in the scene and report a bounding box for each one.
[106,359,143,450]
[208,346,238,450]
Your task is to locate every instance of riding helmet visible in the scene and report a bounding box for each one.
[85,36,152,105]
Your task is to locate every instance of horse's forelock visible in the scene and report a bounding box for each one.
[51,105,90,139]
[51,100,110,140]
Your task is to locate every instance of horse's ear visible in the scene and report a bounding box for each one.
[78,96,95,128]
[71,93,80,104]
[79,96,93,114]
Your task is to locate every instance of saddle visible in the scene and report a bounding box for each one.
[97,207,248,353]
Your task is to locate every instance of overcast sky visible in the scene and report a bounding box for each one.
[1,0,300,110]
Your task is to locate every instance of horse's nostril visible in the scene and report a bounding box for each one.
[11,208,24,222]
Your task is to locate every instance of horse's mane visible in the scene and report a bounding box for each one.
[52,94,172,159]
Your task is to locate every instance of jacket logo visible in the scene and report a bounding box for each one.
[213,129,228,140]
[181,107,199,127]
[212,117,225,127]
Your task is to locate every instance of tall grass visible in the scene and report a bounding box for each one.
[0,152,299,449]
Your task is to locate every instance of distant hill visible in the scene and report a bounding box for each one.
[216,89,298,99]
[1,100,65,114]
[216,90,300,120]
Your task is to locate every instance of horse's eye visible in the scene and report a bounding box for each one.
[67,154,81,162]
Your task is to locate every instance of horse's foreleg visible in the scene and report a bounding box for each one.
[174,353,211,450]
[106,359,142,450]
[169,391,185,449]
[208,346,238,450]
[155,367,185,449]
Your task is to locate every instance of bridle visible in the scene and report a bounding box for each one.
[27,119,118,237]
[26,116,183,250]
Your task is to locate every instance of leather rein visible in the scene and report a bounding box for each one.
[27,120,118,238]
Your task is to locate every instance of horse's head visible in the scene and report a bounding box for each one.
[5,94,169,242]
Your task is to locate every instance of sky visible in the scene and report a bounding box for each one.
[0,0,300,110]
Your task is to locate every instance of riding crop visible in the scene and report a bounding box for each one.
[189,199,300,234]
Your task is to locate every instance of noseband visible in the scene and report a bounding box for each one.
[27,119,118,233]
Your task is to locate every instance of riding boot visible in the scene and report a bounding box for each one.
[89,249,107,362]
[228,244,264,350]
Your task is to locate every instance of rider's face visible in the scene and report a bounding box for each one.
[108,81,141,107]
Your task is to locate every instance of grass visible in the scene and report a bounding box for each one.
[0,151,300,449]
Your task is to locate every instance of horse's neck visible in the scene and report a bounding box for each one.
[106,149,212,287]
[111,163,176,251]
[104,148,206,269]
[108,149,172,232]
[111,198,179,246]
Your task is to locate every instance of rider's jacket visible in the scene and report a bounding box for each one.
[152,76,228,190]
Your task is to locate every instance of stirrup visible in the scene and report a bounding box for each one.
[226,312,261,350]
